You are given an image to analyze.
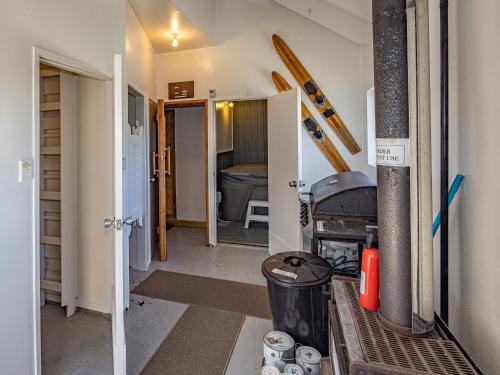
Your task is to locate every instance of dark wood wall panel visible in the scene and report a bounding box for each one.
[233,99,267,164]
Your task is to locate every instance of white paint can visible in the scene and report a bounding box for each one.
[296,345,322,375]
[263,331,295,371]
[260,365,281,375]
[284,363,305,375]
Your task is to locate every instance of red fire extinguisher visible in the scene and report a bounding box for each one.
[360,225,379,311]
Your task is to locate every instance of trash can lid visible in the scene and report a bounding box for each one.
[261,251,332,287]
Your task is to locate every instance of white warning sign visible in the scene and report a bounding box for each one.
[376,138,410,167]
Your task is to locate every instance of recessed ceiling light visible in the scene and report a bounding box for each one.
[171,19,179,31]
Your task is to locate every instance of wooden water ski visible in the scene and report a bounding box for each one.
[272,34,361,154]
[272,72,350,172]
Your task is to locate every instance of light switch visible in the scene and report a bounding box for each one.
[18,159,34,182]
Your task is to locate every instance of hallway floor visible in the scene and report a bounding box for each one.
[42,227,271,375]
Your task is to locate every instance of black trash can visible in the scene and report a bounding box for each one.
[262,251,333,356]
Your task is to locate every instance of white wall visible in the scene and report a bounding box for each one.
[216,104,233,153]
[156,0,374,186]
[429,1,500,373]
[175,107,206,222]
[126,2,156,99]
[0,1,126,373]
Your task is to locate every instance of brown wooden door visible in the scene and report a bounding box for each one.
[157,100,168,261]
[165,110,176,219]
[148,100,159,251]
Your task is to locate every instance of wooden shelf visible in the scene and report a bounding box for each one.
[41,146,61,155]
[41,102,60,112]
[43,210,61,221]
[41,280,62,293]
[44,246,61,260]
[41,236,61,246]
[40,191,61,200]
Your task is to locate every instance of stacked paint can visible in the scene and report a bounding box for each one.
[284,363,305,374]
[261,365,281,375]
[261,331,322,375]
[263,331,295,370]
[295,345,321,375]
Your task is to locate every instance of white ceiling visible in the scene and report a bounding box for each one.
[272,0,371,45]
[128,0,212,54]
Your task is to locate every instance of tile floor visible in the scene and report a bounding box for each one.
[42,227,272,375]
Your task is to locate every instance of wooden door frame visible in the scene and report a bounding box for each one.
[158,99,209,261]
[164,109,177,221]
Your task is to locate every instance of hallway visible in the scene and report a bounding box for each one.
[129,226,271,374]
[42,227,271,375]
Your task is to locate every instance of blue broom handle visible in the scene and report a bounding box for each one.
[432,174,465,237]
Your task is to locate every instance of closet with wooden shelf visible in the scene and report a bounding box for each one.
[39,64,77,317]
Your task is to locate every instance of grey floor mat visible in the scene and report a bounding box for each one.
[140,305,244,375]
[132,270,272,320]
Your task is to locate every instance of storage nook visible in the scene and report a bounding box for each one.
[39,64,77,317]
[38,62,113,320]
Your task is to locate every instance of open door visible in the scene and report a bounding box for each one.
[157,100,168,261]
[110,54,126,374]
[267,88,303,254]
[149,100,159,255]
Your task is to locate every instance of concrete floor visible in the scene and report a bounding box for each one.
[42,227,271,375]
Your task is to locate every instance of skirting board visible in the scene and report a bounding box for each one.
[167,219,206,229]
[77,299,111,315]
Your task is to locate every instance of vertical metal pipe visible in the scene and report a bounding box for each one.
[440,0,450,325]
[372,0,412,333]
[409,0,434,335]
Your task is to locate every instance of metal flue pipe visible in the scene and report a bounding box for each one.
[439,0,450,326]
[372,0,413,334]
[408,0,434,335]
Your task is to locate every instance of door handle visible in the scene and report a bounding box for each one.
[289,180,297,188]
[152,152,159,177]
[104,218,116,228]
[123,217,135,227]
[104,217,135,230]
[166,147,171,176]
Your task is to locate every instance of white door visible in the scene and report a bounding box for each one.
[110,54,126,375]
[267,88,303,254]
[60,71,78,317]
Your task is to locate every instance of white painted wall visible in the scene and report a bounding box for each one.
[126,2,156,99]
[216,104,233,153]
[156,0,374,187]
[428,1,500,373]
[175,107,206,222]
[0,1,126,373]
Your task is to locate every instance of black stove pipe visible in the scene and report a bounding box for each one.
[372,0,413,333]
[440,0,449,325]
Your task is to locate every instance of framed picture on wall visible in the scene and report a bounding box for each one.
[168,81,194,99]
